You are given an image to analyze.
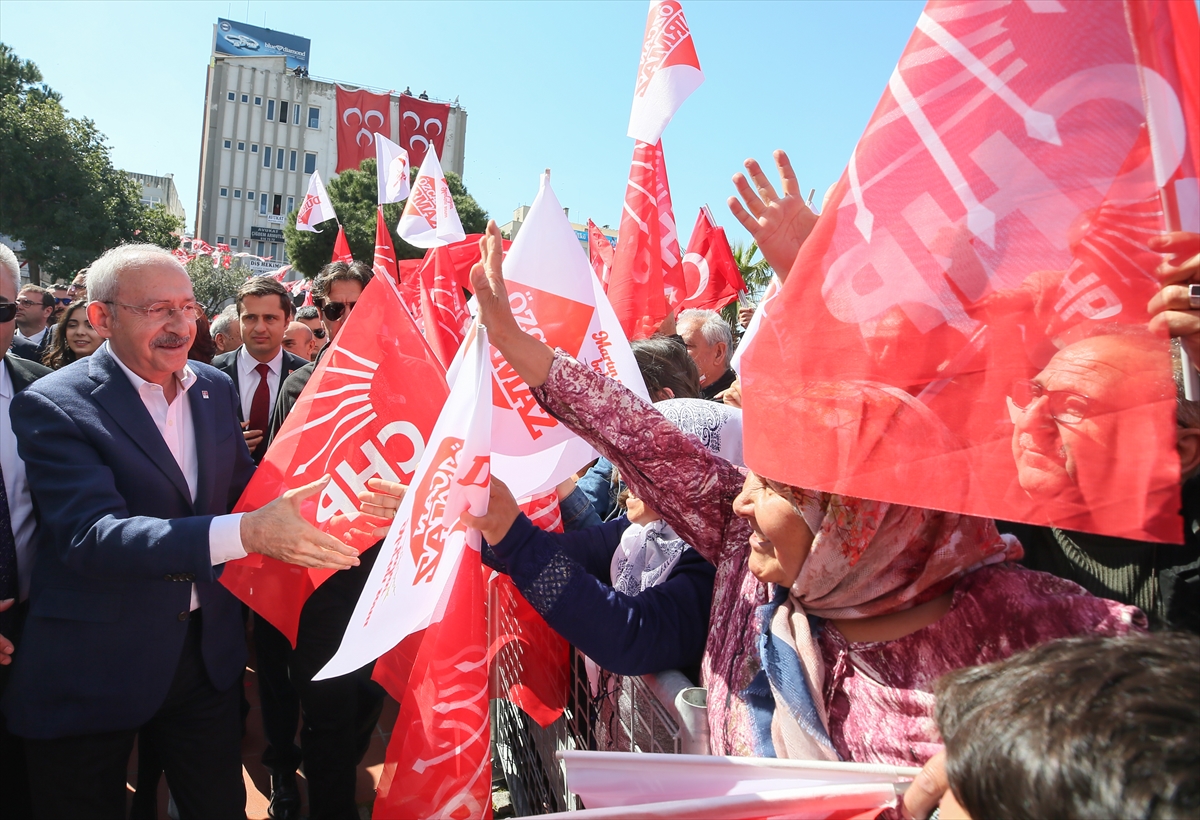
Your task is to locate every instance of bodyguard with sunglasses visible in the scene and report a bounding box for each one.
[3,245,363,819]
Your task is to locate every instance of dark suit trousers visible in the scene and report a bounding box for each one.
[253,612,302,774]
[24,614,245,820]
[290,547,385,820]
[0,602,32,820]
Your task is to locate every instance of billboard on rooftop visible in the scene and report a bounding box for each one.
[215,18,311,71]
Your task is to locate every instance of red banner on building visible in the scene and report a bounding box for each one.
[399,95,451,170]
[335,86,391,173]
[741,0,1199,543]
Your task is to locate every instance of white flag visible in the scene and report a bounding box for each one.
[487,173,649,499]
[627,0,704,145]
[374,132,410,204]
[294,171,337,233]
[315,324,492,680]
[396,148,465,248]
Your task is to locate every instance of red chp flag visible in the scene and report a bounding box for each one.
[679,206,746,312]
[371,207,398,282]
[220,275,449,643]
[741,0,1199,543]
[399,94,451,170]
[332,224,354,264]
[335,86,391,174]
[588,219,615,290]
[608,140,686,340]
[627,0,704,145]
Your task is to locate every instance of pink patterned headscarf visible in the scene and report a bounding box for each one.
[761,488,1023,760]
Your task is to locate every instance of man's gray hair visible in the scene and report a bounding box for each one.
[678,308,734,366]
[210,304,240,338]
[0,244,20,295]
[86,244,185,305]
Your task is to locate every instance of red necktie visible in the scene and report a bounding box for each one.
[248,363,271,459]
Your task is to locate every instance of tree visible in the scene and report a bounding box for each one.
[721,241,774,334]
[283,158,489,277]
[0,44,183,284]
[186,255,247,314]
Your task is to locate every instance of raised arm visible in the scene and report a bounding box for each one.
[471,222,750,565]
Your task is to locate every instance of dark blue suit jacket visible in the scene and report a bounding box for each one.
[1,345,256,739]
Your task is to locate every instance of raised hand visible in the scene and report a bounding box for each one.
[1147,231,1200,363]
[349,478,408,543]
[727,149,818,282]
[240,476,362,569]
[460,477,521,546]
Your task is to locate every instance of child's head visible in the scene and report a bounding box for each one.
[934,632,1199,820]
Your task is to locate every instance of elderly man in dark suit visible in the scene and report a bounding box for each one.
[3,244,362,820]
[0,244,51,818]
[211,277,307,464]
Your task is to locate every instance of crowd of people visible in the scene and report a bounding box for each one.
[0,145,1196,820]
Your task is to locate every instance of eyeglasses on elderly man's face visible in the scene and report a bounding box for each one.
[104,301,204,323]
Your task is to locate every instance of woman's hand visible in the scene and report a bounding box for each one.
[900,750,949,820]
[470,220,556,387]
[1147,231,1200,364]
[726,149,818,282]
[460,477,521,545]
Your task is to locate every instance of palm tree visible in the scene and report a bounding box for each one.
[721,241,773,335]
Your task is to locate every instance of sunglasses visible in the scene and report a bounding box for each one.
[320,300,357,322]
[54,297,72,305]
[0,302,15,323]
[312,327,327,339]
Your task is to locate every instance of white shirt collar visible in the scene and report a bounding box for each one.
[105,341,197,396]
[0,357,12,401]
[237,344,283,378]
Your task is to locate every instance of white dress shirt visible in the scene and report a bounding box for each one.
[1,361,38,601]
[236,345,283,425]
[107,343,246,609]
[15,326,47,346]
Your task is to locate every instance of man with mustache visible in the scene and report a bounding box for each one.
[2,244,362,819]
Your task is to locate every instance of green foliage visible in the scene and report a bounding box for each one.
[721,241,774,336]
[0,44,183,283]
[283,157,489,277]
[185,255,248,314]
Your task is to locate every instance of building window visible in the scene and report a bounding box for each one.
[272,194,283,216]
[244,239,251,248]
[303,152,316,174]
[276,147,285,169]
[255,96,262,106]
[289,150,297,171]
[219,188,228,197]
[230,237,238,246]
[279,101,289,122]
[251,144,259,153]
[260,193,268,215]
[270,242,279,260]
[307,106,320,128]
[237,141,245,151]
[223,139,231,149]
[227,91,235,101]
[217,235,225,244]
[293,104,301,125]
[241,94,248,103]
[234,189,241,199]
[257,241,266,257]
[266,99,275,120]
[263,146,272,167]
[286,196,294,213]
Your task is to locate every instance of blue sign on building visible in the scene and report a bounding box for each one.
[574,229,617,247]
[215,19,311,71]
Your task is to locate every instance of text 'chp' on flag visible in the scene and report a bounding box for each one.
[485,172,650,500]
[336,86,391,174]
[316,325,493,680]
[295,171,337,233]
[397,147,466,248]
[678,206,747,312]
[219,273,449,644]
[740,0,1200,543]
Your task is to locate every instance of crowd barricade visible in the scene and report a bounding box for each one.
[491,637,705,814]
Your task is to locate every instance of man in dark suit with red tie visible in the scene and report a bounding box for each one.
[3,245,362,819]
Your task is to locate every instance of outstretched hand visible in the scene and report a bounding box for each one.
[240,476,361,569]
[0,599,15,666]
[460,477,521,546]
[1147,231,1200,364]
[727,149,818,282]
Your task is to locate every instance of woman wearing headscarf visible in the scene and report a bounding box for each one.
[466,222,1143,766]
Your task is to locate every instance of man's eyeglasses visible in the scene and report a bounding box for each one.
[16,298,46,309]
[54,297,72,306]
[320,300,357,322]
[312,327,327,339]
[0,301,16,323]
[1009,380,1090,425]
[105,301,203,322]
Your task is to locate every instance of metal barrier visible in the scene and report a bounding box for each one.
[491,646,692,815]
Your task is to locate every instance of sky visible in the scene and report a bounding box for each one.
[0,0,926,249]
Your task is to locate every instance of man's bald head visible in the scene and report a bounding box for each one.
[282,321,316,360]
